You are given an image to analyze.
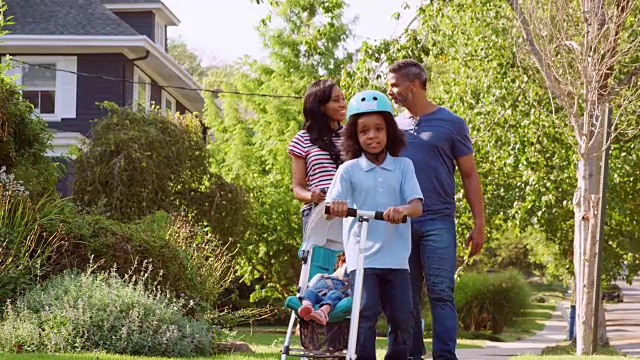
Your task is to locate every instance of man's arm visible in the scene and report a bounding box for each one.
[456,153,485,256]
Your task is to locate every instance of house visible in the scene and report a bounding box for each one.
[0,0,204,195]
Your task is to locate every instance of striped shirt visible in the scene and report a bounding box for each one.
[288,130,342,209]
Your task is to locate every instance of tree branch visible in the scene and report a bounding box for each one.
[611,63,640,96]
[507,0,573,111]
[601,0,630,98]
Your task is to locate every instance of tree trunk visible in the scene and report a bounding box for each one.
[573,106,608,355]
[597,299,609,346]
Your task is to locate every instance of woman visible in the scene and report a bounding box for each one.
[288,79,346,231]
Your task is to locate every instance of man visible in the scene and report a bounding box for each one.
[387,59,485,360]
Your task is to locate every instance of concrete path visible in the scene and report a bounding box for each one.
[452,303,567,360]
[444,278,640,360]
[607,280,640,357]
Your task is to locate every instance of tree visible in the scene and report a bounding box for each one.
[341,0,579,274]
[342,0,640,305]
[506,0,640,353]
[204,0,354,302]
[168,37,210,82]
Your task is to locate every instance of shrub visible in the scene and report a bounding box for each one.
[468,227,564,280]
[72,103,247,242]
[0,60,58,198]
[455,270,531,334]
[48,210,272,326]
[0,266,218,356]
[50,212,229,307]
[0,167,67,305]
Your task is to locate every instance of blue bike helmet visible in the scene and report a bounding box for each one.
[346,90,394,120]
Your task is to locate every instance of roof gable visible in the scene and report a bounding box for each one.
[4,0,140,36]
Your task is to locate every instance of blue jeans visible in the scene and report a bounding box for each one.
[349,268,413,360]
[302,277,348,310]
[409,220,458,360]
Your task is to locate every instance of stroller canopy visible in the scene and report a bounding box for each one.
[301,202,344,253]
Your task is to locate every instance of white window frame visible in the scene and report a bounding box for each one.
[3,56,77,122]
[48,131,88,158]
[161,90,176,116]
[155,19,166,49]
[133,67,151,112]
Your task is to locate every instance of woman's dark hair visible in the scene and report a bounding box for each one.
[342,112,406,161]
[303,79,342,166]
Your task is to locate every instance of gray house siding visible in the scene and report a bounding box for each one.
[113,11,156,41]
[54,157,75,198]
[176,101,187,114]
[48,54,133,137]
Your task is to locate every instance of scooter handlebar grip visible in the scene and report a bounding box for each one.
[374,211,408,223]
[324,206,407,222]
[323,205,357,218]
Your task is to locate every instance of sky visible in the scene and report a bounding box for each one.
[163,0,421,65]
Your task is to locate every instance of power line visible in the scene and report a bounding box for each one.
[10,59,304,99]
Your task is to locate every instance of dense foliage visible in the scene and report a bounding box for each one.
[202,0,640,304]
[205,0,354,302]
[0,267,217,356]
[0,60,59,198]
[73,103,247,242]
[0,169,67,306]
[456,270,531,334]
[49,211,234,310]
[341,0,640,284]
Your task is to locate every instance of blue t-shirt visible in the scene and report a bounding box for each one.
[326,154,423,271]
[397,107,473,222]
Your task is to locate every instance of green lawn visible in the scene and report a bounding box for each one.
[540,343,624,356]
[0,280,567,360]
[0,329,484,360]
[0,355,216,360]
[210,326,485,359]
[510,341,628,359]
[512,356,627,360]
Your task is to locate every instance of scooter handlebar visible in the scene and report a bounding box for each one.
[324,205,407,223]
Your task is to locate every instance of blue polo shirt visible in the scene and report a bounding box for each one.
[397,107,473,222]
[326,154,423,271]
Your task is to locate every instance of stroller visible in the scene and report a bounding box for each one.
[281,202,406,359]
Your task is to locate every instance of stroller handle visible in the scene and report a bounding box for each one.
[324,205,408,223]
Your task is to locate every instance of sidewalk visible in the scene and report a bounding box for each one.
[419,303,569,360]
[607,280,640,357]
[419,279,640,360]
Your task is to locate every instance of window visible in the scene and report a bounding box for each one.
[22,63,57,114]
[155,20,166,49]
[133,67,151,111]
[3,56,77,121]
[161,91,176,115]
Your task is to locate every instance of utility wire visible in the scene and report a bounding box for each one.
[10,59,304,99]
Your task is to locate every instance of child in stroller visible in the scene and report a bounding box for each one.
[298,252,350,326]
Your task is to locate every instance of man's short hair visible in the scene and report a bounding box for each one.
[389,59,428,90]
